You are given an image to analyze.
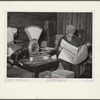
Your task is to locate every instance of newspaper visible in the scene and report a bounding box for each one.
[58,39,88,65]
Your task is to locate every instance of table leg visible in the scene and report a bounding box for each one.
[72,64,80,78]
[34,72,39,78]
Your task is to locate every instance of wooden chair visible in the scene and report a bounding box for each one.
[54,34,64,69]
[54,34,64,47]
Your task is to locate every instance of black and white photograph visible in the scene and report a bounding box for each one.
[1,1,100,99]
[7,12,92,78]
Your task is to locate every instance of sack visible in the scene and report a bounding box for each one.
[7,43,21,56]
[11,48,29,60]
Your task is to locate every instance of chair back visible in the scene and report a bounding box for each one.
[54,34,64,47]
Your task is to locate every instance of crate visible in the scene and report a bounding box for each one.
[39,71,51,78]
[51,69,74,78]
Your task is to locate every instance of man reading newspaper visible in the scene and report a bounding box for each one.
[56,25,90,78]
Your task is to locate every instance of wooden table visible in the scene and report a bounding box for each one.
[14,59,58,78]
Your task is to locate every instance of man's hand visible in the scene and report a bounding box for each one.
[59,47,63,51]
[86,42,91,46]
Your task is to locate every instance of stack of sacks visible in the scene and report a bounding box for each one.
[7,27,17,43]
[7,27,20,56]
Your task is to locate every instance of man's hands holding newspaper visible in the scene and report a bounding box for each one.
[86,42,91,46]
[59,46,63,52]
[58,41,91,54]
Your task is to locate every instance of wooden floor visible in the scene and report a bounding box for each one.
[7,63,92,78]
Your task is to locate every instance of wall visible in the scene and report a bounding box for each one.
[8,12,45,42]
[8,12,57,46]
[57,13,92,43]
[8,12,47,28]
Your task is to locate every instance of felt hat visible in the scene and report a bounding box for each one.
[66,25,75,33]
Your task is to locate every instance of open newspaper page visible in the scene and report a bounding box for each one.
[58,39,88,65]
[76,44,88,64]
[60,39,78,55]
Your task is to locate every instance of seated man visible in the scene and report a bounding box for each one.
[56,25,90,78]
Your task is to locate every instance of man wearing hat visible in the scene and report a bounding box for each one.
[56,25,88,78]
